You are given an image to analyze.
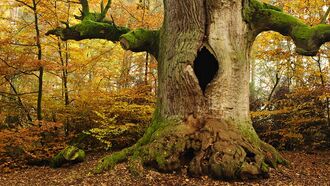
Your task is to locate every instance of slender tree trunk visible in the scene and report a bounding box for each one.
[144,52,149,85]
[64,41,69,106]
[314,54,330,126]
[57,39,70,106]
[119,51,132,88]
[5,77,33,122]
[268,73,280,101]
[32,0,43,121]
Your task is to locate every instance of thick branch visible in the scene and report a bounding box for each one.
[120,29,159,57]
[46,20,129,41]
[48,0,159,56]
[245,0,330,56]
[47,21,160,56]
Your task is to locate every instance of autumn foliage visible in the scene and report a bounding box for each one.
[250,0,330,150]
[0,0,329,173]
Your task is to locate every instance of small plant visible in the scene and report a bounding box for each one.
[83,111,137,150]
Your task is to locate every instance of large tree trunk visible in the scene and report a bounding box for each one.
[159,0,253,127]
[97,0,285,180]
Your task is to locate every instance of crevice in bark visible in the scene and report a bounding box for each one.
[193,47,219,93]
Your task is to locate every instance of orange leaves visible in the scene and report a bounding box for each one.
[0,121,68,172]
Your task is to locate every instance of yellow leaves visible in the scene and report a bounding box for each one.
[251,108,290,117]
[319,92,330,100]
[85,109,140,150]
[111,0,163,29]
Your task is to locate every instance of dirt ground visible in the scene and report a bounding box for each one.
[0,151,329,186]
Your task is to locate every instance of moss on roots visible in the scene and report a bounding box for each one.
[94,114,286,180]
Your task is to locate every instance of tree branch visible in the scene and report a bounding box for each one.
[47,0,160,57]
[120,29,159,57]
[80,0,89,16]
[244,0,330,56]
[47,22,160,56]
[46,20,130,41]
[321,6,330,24]
[0,58,39,78]
[15,0,34,10]
[0,91,38,96]
[99,0,112,21]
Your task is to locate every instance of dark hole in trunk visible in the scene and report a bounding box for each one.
[181,148,195,164]
[193,47,219,93]
[245,151,256,163]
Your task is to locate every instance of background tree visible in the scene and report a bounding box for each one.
[15,0,44,121]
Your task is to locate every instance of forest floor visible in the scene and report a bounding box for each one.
[0,151,329,186]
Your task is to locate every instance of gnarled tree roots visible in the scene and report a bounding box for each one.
[95,116,286,180]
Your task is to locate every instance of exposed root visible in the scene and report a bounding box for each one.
[94,115,287,180]
[94,146,135,174]
[260,141,289,168]
[127,154,145,177]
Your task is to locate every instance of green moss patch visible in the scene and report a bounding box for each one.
[50,146,85,168]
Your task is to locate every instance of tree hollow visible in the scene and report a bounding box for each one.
[193,47,219,93]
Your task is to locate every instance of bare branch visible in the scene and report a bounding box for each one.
[0,91,38,96]
[56,0,80,4]
[0,58,39,78]
[15,0,34,10]
[80,0,90,16]
[4,76,33,122]
[321,6,330,24]
[9,42,37,47]
[119,1,141,22]
[99,0,112,21]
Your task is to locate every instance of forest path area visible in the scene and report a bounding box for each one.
[0,151,329,186]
